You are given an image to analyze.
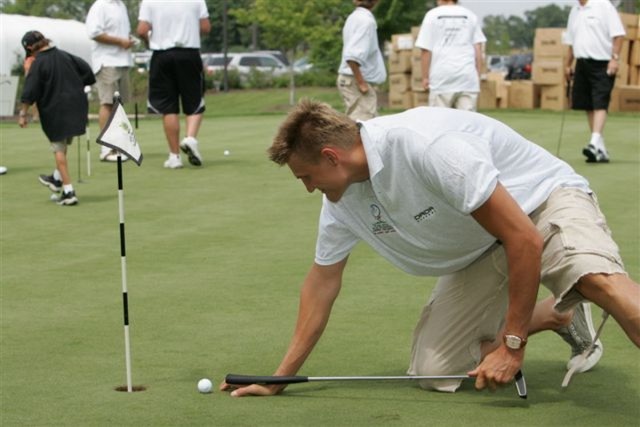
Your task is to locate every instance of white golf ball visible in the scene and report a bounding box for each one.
[197,378,213,394]
[223,150,230,156]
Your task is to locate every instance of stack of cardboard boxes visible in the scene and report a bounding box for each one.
[388,27,430,110]
[611,13,640,112]
[532,28,569,111]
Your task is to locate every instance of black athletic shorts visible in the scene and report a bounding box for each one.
[148,48,205,115]
[571,58,615,111]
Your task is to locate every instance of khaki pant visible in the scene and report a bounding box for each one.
[96,66,131,105]
[429,92,478,111]
[337,74,378,121]
[408,188,625,392]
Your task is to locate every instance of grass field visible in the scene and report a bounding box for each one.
[1,89,638,426]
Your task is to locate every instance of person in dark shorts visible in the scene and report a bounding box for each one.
[137,0,211,169]
[18,31,95,206]
[564,0,625,163]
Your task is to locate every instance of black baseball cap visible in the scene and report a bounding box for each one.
[21,30,46,54]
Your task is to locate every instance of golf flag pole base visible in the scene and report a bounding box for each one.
[97,92,143,393]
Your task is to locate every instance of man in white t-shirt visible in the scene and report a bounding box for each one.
[137,0,210,169]
[337,0,387,120]
[220,100,639,397]
[414,0,485,111]
[564,0,625,163]
[86,0,135,162]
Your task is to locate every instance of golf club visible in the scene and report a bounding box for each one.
[226,369,527,399]
[555,75,572,157]
[562,311,609,388]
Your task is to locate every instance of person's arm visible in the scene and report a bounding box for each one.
[93,33,135,50]
[420,49,431,91]
[607,35,623,76]
[565,46,575,82]
[199,17,211,35]
[474,43,483,78]
[18,102,31,128]
[136,21,152,47]
[220,258,348,397]
[468,183,543,390]
[346,60,369,94]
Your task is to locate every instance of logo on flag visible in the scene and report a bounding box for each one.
[96,102,143,165]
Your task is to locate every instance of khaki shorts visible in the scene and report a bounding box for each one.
[96,66,130,105]
[408,187,626,392]
[50,138,73,153]
[337,74,378,121]
[429,92,478,111]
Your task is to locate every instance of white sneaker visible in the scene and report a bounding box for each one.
[163,155,183,169]
[179,137,203,166]
[557,302,603,374]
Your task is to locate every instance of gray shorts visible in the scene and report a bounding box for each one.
[50,138,73,153]
[408,187,626,391]
[96,66,130,105]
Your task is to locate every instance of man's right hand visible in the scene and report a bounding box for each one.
[219,381,285,397]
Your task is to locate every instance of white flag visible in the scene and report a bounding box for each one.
[96,102,143,165]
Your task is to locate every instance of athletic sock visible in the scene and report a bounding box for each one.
[169,153,180,161]
[63,184,73,194]
[53,169,62,181]
[590,133,603,150]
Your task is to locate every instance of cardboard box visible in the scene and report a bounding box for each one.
[508,81,541,109]
[618,85,640,111]
[412,90,429,107]
[540,84,569,111]
[411,26,421,40]
[389,50,412,74]
[534,28,568,58]
[629,65,640,86]
[615,62,629,87]
[411,72,426,92]
[619,13,639,40]
[388,90,413,110]
[478,80,497,110]
[621,39,631,65]
[532,57,565,85]
[609,87,620,113]
[391,33,414,51]
[388,73,412,93]
[630,41,640,66]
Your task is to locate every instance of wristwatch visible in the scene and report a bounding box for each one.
[503,334,527,350]
[612,53,619,61]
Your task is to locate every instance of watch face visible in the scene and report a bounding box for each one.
[505,335,522,349]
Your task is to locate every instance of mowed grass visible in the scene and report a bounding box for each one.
[0,90,638,426]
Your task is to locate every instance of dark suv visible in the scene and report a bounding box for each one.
[506,53,533,80]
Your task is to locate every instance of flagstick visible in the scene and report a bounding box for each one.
[86,121,91,176]
[117,153,133,393]
[77,135,82,183]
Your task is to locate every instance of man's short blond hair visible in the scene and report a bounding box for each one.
[268,99,358,165]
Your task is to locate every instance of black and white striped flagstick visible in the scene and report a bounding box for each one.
[114,91,133,393]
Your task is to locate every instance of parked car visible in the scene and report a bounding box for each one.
[486,54,509,74]
[293,56,313,74]
[255,50,289,66]
[201,52,288,77]
[506,53,533,80]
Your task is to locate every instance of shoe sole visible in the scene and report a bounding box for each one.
[57,198,78,206]
[180,143,202,166]
[38,176,61,193]
[582,147,597,162]
[566,303,602,373]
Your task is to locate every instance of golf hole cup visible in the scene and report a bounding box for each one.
[198,378,213,394]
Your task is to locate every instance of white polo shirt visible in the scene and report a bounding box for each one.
[315,107,590,276]
[564,0,626,60]
[85,0,132,74]
[138,0,209,50]
[338,7,387,84]
[414,4,486,94]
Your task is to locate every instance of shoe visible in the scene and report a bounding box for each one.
[101,149,128,162]
[582,144,609,163]
[38,174,62,192]
[163,156,183,169]
[179,137,203,166]
[57,190,78,206]
[556,302,603,373]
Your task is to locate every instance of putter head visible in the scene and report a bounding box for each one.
[515,370,527,399]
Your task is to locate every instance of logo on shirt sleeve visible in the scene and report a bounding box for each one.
[370,204,396,235]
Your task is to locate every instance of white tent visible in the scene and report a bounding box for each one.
[0,13,92,76]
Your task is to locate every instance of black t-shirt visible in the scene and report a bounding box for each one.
[21,47,96,142]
